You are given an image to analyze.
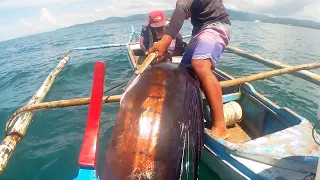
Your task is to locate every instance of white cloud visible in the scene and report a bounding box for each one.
[41,0,175,28]
[19,19,33,27]
[0,0,76,8]
[1,19,45,41]
[1,0,320,42]
[40,8,61,26]
[224,0,320,22]
[19,18,44,29]
[224,3,239,11]
[294,2,320,22]
[95,9,102,13]
[0,7,68,41]
[89,0,175,18]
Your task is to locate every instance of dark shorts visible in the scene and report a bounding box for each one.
[180,22,231,68]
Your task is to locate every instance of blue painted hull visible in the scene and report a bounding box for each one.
[202,69,319,180]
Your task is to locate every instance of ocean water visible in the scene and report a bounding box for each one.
[0,13,319,180]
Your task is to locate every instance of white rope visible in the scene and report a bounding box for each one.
[223,101,243,126]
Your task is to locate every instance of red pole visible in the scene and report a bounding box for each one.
[78,61,105,169]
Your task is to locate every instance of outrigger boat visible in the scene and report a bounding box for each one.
[124,31,320,180]
[0,27,319,180]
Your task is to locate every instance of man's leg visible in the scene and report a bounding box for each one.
[191,59,229,139]
[189,24,230,139]
[180,24,230,139]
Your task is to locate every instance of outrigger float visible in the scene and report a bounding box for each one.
[0,27,319,180]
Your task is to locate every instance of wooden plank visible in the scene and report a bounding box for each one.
[201,148,250,180]
[134,53,156,74]
[126,44,137,69]
[137,56,146,65]
[222,93,242,103]
[258,110,267,136]
[226,124,252,143]
[242,91,290,127]
[78,62,105,169]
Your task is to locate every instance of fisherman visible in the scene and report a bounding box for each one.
[147,0,231,139]
[140,10,185,57]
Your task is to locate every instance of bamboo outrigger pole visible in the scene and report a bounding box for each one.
[5,95,122,134]
[226,46,320,86]
[0,52,157,174]
[0,55,70,173]
[5,52,158,134]
[219,63,320,87]
[5,63,320,134]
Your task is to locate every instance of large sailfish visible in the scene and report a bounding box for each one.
[102,61,204,180]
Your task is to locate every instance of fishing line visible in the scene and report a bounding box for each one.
[312,104,320,146]
[184,131,190,180]
[103,81,128,94]
[66,80,129,122]
[312,121,320,146]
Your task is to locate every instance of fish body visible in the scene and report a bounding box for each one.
[102,62,204,180]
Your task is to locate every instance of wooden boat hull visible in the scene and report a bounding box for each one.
[125,41,319,180]
[102,62,204,179]
[203,69,318,180]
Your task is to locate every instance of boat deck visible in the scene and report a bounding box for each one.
[226,123,253,143]
[206,122,254,144]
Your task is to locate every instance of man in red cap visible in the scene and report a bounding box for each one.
[140,10,185,57]
[147,0,231,139]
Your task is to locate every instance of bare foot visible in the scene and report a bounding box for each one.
[210,126,230,140]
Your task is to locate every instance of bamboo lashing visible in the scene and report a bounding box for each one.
[0,55,70,173]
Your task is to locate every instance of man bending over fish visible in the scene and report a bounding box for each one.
[141,10,186,57]
[147,0,231,139]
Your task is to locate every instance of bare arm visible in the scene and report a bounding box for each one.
[166,0,192,38]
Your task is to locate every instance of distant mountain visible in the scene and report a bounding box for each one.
[226,9,320,30]
[99,9,320,31]
[67,9,320,31]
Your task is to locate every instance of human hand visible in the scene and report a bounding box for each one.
[146,34,173,58]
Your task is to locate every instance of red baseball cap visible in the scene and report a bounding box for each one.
[149,10,166,27]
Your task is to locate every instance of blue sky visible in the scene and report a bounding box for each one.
[0,0,320,42]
